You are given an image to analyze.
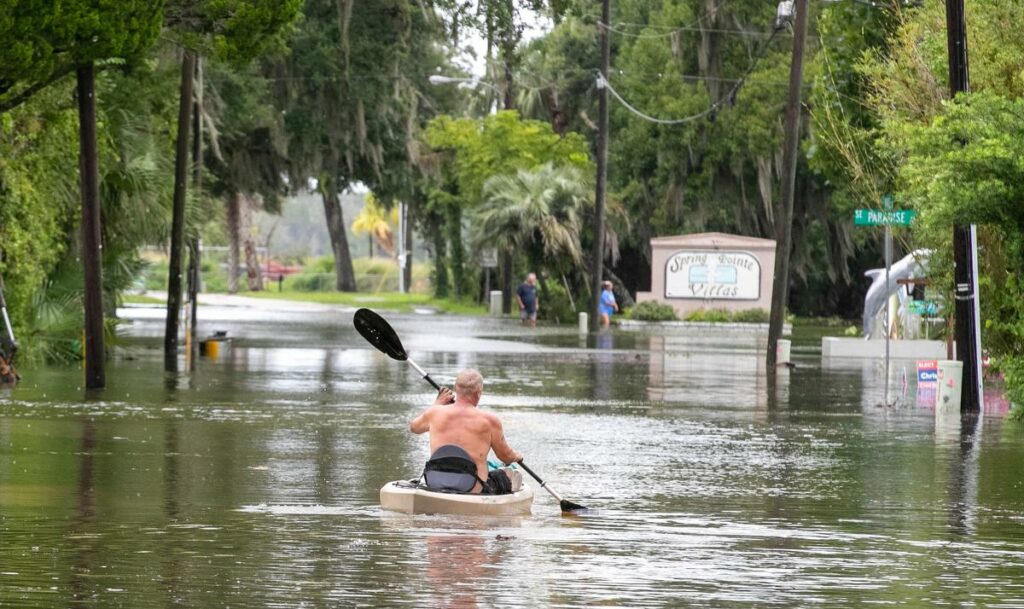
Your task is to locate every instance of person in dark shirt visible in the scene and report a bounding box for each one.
[515,273,539,327]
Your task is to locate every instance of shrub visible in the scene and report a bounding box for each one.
[685,308,730,322]
[630,301,677,322]
[731,308,770,323]
[1003,355,1024,418]
[540,281,577,324]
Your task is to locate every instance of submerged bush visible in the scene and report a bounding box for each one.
[630,301,677,322]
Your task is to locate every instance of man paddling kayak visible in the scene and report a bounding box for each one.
[410,369,523,494]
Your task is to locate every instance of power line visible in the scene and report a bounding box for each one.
[598,27,780,125]
[598,21,784,39]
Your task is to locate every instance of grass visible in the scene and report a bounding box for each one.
[121,294,165,305]
[242,289,487,315]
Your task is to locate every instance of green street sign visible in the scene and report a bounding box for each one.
[854,208,917,226]
[881,193,894,210]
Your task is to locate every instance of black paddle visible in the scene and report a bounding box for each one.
[353,307,587,513]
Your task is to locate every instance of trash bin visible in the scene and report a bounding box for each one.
[489,291,502,316]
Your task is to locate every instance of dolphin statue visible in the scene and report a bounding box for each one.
[863,249,931,338]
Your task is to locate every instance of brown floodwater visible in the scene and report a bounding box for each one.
[1,303,1022,607]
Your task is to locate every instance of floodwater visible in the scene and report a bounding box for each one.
[1,302,1023,607]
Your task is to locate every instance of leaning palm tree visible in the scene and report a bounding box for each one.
[352,195,398,257]
[474,162,591,290]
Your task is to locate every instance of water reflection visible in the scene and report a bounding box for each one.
[1,307,1022,607]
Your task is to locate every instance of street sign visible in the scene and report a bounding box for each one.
[853,209,917,226]
[480,248,499,268]
[881,193,894,210]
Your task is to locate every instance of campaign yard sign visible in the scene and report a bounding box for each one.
[917,360,938,383]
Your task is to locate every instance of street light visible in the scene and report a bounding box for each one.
[427,74,503,96]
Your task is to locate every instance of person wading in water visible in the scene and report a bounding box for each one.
[409,369,523,494]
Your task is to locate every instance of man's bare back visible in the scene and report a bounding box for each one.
[409,370,522,492]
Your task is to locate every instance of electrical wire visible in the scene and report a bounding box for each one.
[598,27,780,126]
[598,21,782,39]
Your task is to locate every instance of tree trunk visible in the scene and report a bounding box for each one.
[432,213,449,298]
[402,200,413,293]
[227,191,241,294]
[164,50,196,371]
[241,193,261,291]
[245,240,262,291]
[446,204,466,298]
[320,183,356,291]
[76,63,105,389]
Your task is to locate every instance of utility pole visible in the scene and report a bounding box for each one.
[945,0,983,412]
[500,11,517,315]
[590,0,611,332]
[164,50,197,371]
[186,56,203,371]
[766,0,809,369]
[77,63,106,389]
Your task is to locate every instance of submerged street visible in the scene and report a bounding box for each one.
[1,304,1023,607]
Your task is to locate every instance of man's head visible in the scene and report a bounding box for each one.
[455,368,484,405]
[602,280,613,291]
[526,273,537,286]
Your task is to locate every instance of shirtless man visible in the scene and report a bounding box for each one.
[410,369,523,493]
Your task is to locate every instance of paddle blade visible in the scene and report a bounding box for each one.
[353,308,408,361]
[560,499,588,513]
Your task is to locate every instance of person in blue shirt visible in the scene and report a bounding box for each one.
[515,273,539,327]
[599,280,618,327]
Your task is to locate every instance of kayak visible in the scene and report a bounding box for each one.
[379,480,534,516]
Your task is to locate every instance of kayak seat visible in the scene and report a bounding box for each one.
[422,445,486,493]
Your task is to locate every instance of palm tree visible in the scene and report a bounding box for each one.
[474,162,591,300]
[351,196,398,257]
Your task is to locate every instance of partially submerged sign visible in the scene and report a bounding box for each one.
[664,250,760,300]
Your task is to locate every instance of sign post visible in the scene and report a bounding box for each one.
[883,194,893,406]
[853,194,917,405]
[481,248,498,297]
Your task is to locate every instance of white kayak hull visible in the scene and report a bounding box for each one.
[380,480,534,516]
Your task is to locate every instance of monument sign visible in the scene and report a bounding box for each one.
[636,232,776,317]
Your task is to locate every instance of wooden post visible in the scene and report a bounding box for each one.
[77,63,105,389]
[590,0,611,332]
[766,0,809,369]
[164,50,197,371]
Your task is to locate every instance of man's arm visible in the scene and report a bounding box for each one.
[409,388,455,434]
[516,289,525,310]
[489,415,523,464]
[409,406,432,434]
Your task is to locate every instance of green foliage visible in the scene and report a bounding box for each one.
[164,0,302,63]
[682,308,770,323]
[424,110,592,207]
[897,93,1024,399]
[630,301,677,322]
[1003,357,1024,414]
[684,308,730,323]
[730,308,771,323]
[475,162,591,269]
[422,112,591,300]
[282,257,431,295]
[539,279,576,324]
[0,86,79,335]
[840,1,1024,404]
